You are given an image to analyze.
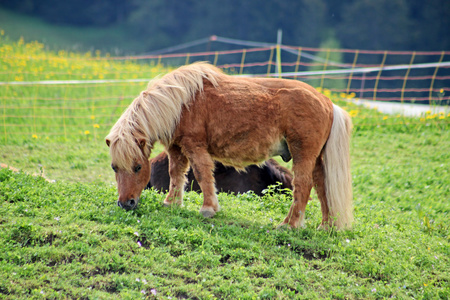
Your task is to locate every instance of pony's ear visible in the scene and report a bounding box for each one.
[137,139,146,150]
[106,139,111,147]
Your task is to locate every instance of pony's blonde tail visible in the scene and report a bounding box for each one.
[323,104,353,229]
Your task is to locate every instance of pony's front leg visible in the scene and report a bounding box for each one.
[184,148,220,218]
[163,146,189,207]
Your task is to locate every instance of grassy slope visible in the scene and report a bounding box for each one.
[0,121,449,299]
[0,8,142,54]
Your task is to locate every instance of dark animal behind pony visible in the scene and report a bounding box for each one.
[106,62,353,229]
[147,152,293,195]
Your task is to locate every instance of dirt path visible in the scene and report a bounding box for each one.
[352,99,449,117]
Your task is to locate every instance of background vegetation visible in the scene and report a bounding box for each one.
[1,0,449,54]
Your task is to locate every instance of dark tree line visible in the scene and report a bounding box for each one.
[1,0,449,52]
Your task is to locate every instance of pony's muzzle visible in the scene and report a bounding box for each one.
[117,198,139,210]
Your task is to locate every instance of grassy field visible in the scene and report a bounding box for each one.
[0,37,449,299]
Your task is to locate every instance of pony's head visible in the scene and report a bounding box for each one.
[106,136,152,210]
[105,96,154,210]
[105,91,156,210]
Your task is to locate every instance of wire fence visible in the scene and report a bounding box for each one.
[130,44,450,104]
[1,36,449,142]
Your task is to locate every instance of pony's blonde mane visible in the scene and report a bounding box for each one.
[106,62,222,172]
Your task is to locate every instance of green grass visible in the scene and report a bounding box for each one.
[0,37,449,299]
[1,121,449,299]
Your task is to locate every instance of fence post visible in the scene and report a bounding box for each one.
[294,47,302,80]
[319,48,331,89]
[266,47,274,77]
[373,51,387,101]
[346,50,359,94]
[276,29,282,78]
[401,51,416,104]
[360,72,366,99]
[239,49,247,75]
[213,51,219,66]
[428,51,445,105]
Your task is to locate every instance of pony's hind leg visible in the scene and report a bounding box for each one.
[164,146,189,206]
[280,152,316,228]
[313,155,331,229]
[183,147,220,218]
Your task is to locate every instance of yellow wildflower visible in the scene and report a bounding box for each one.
[32,134,38,139]
[383,116,388,120]
[93,124,100,128]
[349,110,359,117]
[84,130,90,135]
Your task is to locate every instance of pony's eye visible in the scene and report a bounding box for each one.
[111,164,118,173]
[134,164,142,173]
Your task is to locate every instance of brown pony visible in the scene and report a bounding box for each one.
[106,62,353,229]
[147,152,293,195]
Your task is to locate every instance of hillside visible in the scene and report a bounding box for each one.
[0,8,143,54]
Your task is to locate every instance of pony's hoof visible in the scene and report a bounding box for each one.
[163,200,183,207]
[200,207,216,218]
[317,223,330,230]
